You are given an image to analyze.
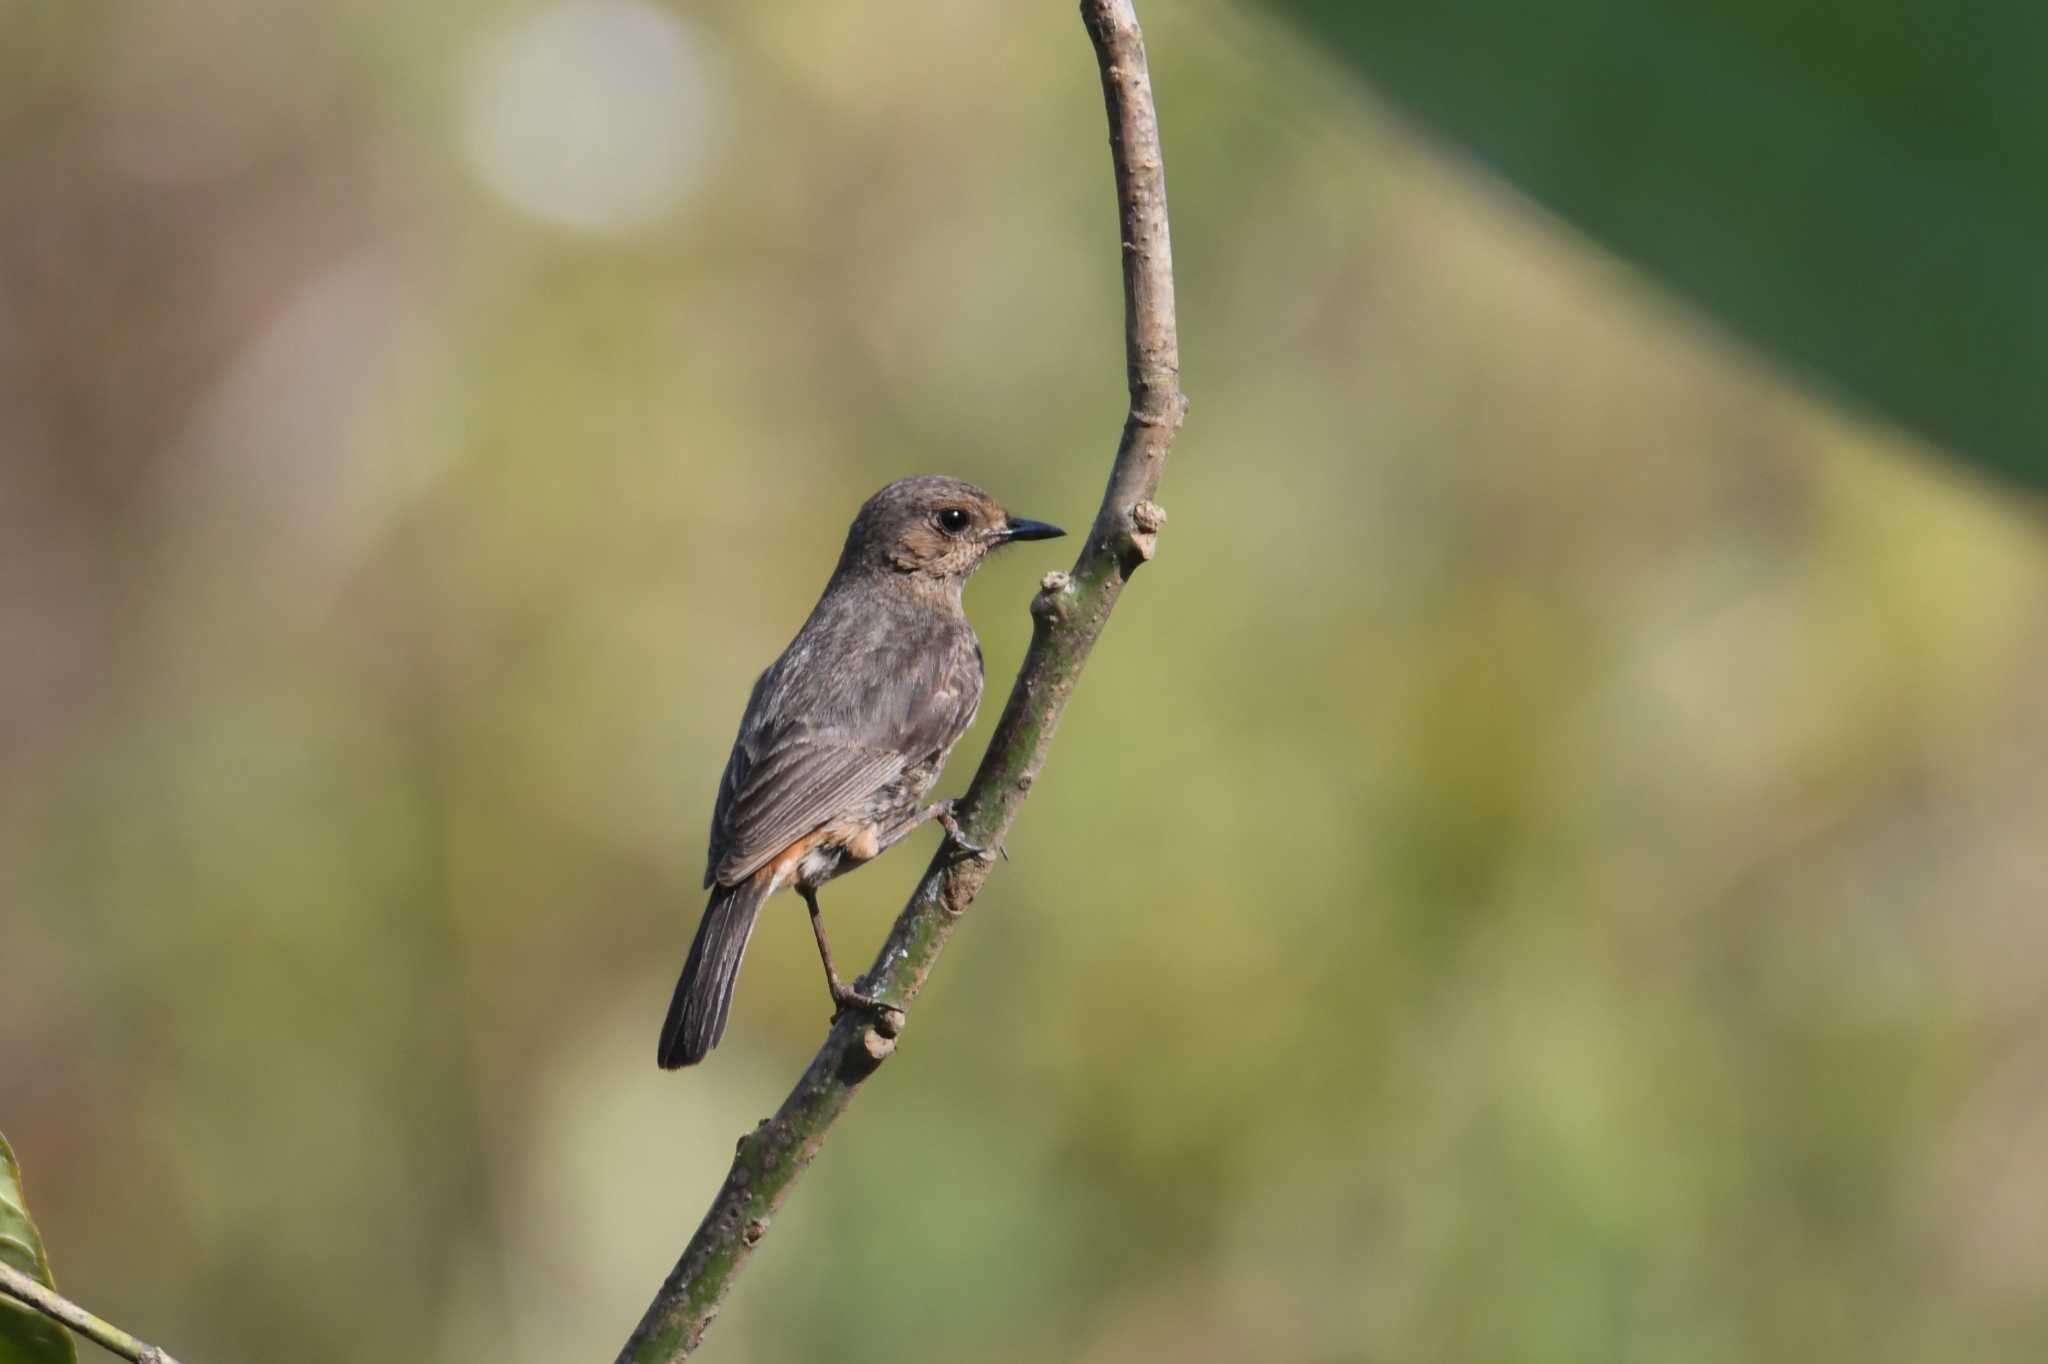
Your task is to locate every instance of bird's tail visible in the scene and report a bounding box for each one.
[659,874,772,1068]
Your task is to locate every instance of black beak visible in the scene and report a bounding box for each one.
[998,517,1065,543]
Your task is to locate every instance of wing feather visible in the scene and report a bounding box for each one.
[711,741,905,886]
[704,603,983,888]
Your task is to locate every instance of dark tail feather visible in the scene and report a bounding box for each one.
[659,876,771,1068]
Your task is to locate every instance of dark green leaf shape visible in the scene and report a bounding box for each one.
[0,1135,77,1364]
[1265,0,2048,489]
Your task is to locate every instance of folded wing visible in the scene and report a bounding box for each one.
[704,623,982,888]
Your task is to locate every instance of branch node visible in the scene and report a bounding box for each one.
[1032,572,1075,622]
[1125,500,1167,560]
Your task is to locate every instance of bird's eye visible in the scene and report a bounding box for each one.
[936,508,972,535]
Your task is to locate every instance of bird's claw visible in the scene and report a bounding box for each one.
[831,984,899,1023]
[935,803,1007,861]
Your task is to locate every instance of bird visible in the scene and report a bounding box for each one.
[658,475,1066,1068]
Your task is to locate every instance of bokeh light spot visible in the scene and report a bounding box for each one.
[456,0,729,234]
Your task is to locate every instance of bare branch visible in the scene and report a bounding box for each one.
[612,3,1183,1359]
[0,1260,185,1364]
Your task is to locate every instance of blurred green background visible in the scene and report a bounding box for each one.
[4,1,2046,1362]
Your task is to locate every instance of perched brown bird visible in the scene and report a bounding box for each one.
[659,476,1065,1068]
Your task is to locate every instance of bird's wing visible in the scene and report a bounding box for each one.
[709,737,907,886]
[705,625,982,888]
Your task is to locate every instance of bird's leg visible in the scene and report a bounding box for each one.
[929,797,1007,862]
[800,884,894,1017]
[861,798,1006,863]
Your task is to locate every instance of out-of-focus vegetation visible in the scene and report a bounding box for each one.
[1271,0,2048,489]
[2,2,2045,1362]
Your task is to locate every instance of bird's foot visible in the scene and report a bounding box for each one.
[831,981,900,1024]
[935,801,1007,861]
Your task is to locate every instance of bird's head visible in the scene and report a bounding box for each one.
[839,475,1065,582]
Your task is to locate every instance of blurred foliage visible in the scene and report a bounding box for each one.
[1268,0,2048,490]
[1,1135,76,1364]
[2,2,2047,1364]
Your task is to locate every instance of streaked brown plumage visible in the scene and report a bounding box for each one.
[659,476,1065,1068]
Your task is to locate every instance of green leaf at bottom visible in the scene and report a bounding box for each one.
[0,1134,77,1364]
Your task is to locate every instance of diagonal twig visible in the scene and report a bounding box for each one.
[0,1260,185,1364]
[613,2,1183,1358]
